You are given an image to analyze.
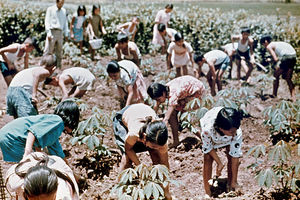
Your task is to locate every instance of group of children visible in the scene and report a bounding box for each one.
[0,1,297,200]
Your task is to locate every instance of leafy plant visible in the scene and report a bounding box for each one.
[253,74,275,100]
[247,140,300,196]
[71,106,112,153]
[263,99,300,144]
[112,164,176,200]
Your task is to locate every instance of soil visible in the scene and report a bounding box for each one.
[0,53,299,200]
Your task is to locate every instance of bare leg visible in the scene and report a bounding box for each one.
[273,67,283,97]
[206,71,216,96]
[182,65,188,76]
[175,67,181,78]
[284,68,295,101]
[203,153,213,196]
[236,59,241,80]
[216,69,224,91]
[168,110,179,147]
[245,62,254,82]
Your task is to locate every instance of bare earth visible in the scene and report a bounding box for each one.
[0,54,298,200]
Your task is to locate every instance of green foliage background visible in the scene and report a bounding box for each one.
[0,1,299,78]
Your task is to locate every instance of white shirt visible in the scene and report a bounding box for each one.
[9,67,39,93]
[167,41,193,66]
[272,42,296,57]
[61,67,95,90]
[164,28,177,42]
[45,4,69,37]
[0,43,24,63]
[200,107,243,158]
[204,50,228,66]
[115,60,139,91]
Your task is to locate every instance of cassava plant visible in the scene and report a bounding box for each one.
[263,99,300,144]
[253,74,275,100]
[112,164,176,200]
[247,140,300,197]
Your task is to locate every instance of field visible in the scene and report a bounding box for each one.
[0,1,299,200]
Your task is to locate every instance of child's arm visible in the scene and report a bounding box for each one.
[117,22,129,34]
[125,136,140,166]
[100,18,107,35]
[208,149,224,176]
[125,84,134,106]
[32,69,51,103]
[24,52,29,69]
[130,49,140,67]
[167,51,172,69]
[115,44,122,61]
[70,17,76,39]
[163,105,175,125]
[266,43,278,62]
[58,76,70,101]
[22,131,36,160]
[0,44,18,70]
[231,35,240,48]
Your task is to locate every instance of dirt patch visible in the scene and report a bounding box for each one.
[0,54,298,200]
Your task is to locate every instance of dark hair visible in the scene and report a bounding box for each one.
[193,53,204,63]
[165,4,173,9]
[241,27,250,34]
[23,165,58,199]
[54,100,80,131]
[214,107,243,136]
[117,33,129,43]
[139,117,168,146]
[260,34,272,45]
[106,60,120,74]
[158,23,166,32]
[174,32,183,42]
[77,5,86,16]
[92,4,101,15]
[147,83,169,99]
[40,54,57,67]
[15,154,76,198]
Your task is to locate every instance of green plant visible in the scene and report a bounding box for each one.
[247,140,300,195]
[253,74,275,100]
[263,99,300,144]
[112,164,175,200]
[71,106,112,153]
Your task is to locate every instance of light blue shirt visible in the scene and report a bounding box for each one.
[0,114,65,162]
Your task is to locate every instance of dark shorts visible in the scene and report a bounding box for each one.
[6,87,38,118]
[113,106,150,154]
[0,61,17,77]
[236,49,250,61]
[279,55,296,71]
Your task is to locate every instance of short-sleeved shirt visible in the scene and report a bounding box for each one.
[61,67,95,90]
[204,50,228,66]
[155,10,171,25]
[121,41,141,60]
[115,60,139,91]
[272,42,296,58]
[164,28,177,42]
[0,114,65,162]
[166,75,206,111]
[122,103,167,153]
[0,43,25,64]
[167,41,193,66]
[9,67,39,94]
[200,107,243,158]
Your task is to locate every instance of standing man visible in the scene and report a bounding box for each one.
[44,0,68,68]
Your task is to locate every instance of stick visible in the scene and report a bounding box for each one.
[38,89,48,98]
[254,62,268,73]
